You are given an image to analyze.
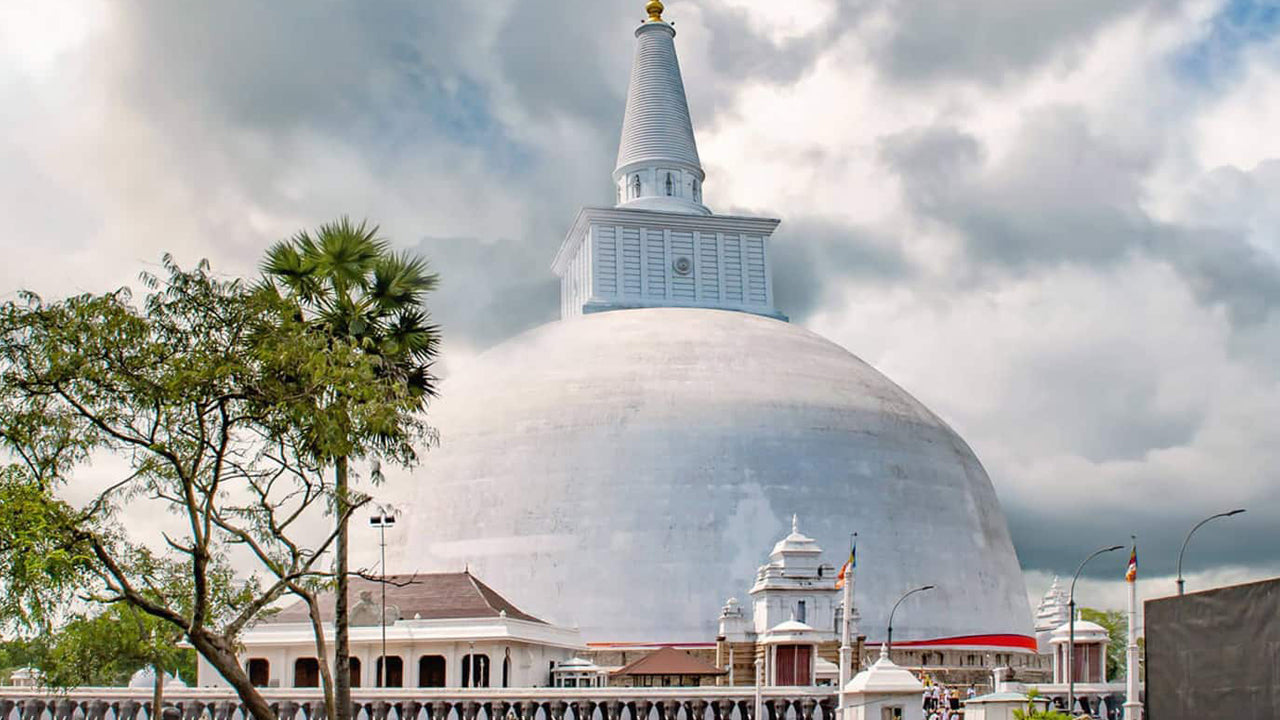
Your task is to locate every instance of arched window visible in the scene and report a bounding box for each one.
[418,655,446,688]
[349,657,362,688]
[665,172,673,196]
[502,649,511,688]
[247,658,270,688]
[294,657,320,688]
[631,174,641,199]
[376,655,404,687]
[461,653,490,688]
[692,179,701,202]
[796,599,807,624]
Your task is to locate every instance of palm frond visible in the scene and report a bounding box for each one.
[370,252,439,313]
[308,217,387,299]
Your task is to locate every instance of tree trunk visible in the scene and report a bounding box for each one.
[304,592,337,720]
[187,631,275,720]
[333,456,351,720]
[152,662,165,720]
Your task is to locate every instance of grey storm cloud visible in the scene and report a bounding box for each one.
[878,110,1280,328]
[1006,503,1280,581]
[769,218,915,320]
[869,0,1151,85]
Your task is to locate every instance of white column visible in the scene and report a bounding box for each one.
[754,657,764,720]
[839,570,853,720]
[1124,578,1143,720]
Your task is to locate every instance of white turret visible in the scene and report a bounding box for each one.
[614,0,708,215]
[1034,576,1071,652]
[749,516,839,638]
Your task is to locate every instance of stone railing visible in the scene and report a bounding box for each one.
[0,687,837,720]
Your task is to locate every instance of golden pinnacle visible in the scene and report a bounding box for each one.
[646,0,665,22]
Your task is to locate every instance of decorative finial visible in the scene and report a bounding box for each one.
[646,0,665,22]
[792,514,799,534]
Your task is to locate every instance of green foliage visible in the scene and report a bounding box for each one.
[39,603,196,688]
[1079,607,1127,681]
[0,636,46,679]
[261,216,442,457]
[0,465,94,630]
[1012,689,1074,720]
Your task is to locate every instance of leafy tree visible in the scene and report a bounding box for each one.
[1079,607,1127,681]
[0,636,45,680]
[0,257,427,720]
[41,597,197,711]
[262,217,439,720]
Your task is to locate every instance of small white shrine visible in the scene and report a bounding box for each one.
[841,648,925,720]
[1049,618,1110,685]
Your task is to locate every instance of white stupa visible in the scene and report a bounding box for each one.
[388,0,1034,649]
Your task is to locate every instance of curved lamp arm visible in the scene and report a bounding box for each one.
[1177,509,1246,590]
[885,585,935,654]
[1070,545,1124,602]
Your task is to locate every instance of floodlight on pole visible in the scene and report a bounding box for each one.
[1068,544,1123,717]
[885,585,935,657]
[369,505,398,688]
[1176,509,1245,596]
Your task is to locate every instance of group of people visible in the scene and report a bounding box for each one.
[921,680,975,720]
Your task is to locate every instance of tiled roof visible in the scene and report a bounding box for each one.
[267,572,545,625]
[612,647,725,677]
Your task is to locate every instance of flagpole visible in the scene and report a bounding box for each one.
[838,533,855,720]
[1124,538,1142,720]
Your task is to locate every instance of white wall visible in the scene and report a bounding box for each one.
[199,639,576,689]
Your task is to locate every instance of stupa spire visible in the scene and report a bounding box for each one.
[614,0,709,215]
[550,0,784,322]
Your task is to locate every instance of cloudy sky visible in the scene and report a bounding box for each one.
[3,0,1279,614]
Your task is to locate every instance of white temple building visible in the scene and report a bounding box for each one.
[718,517,842,686]
[383,0,1035,654]
[198,573,583,689]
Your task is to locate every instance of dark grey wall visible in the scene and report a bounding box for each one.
[1144,577,1280,719]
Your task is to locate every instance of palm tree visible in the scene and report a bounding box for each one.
[262,217,439,720]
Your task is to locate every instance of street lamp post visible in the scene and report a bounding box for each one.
[1068,544,1123,717]
[1176,509,1245,596]
[885,585,935,658]
[369,506,397,688]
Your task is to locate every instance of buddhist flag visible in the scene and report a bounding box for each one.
[1125,544,1137,583]
[835,536,856,589]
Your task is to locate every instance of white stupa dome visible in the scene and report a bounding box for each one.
[128,667,185,688]
[387,307,1032,644]
[384,3,1033,651]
